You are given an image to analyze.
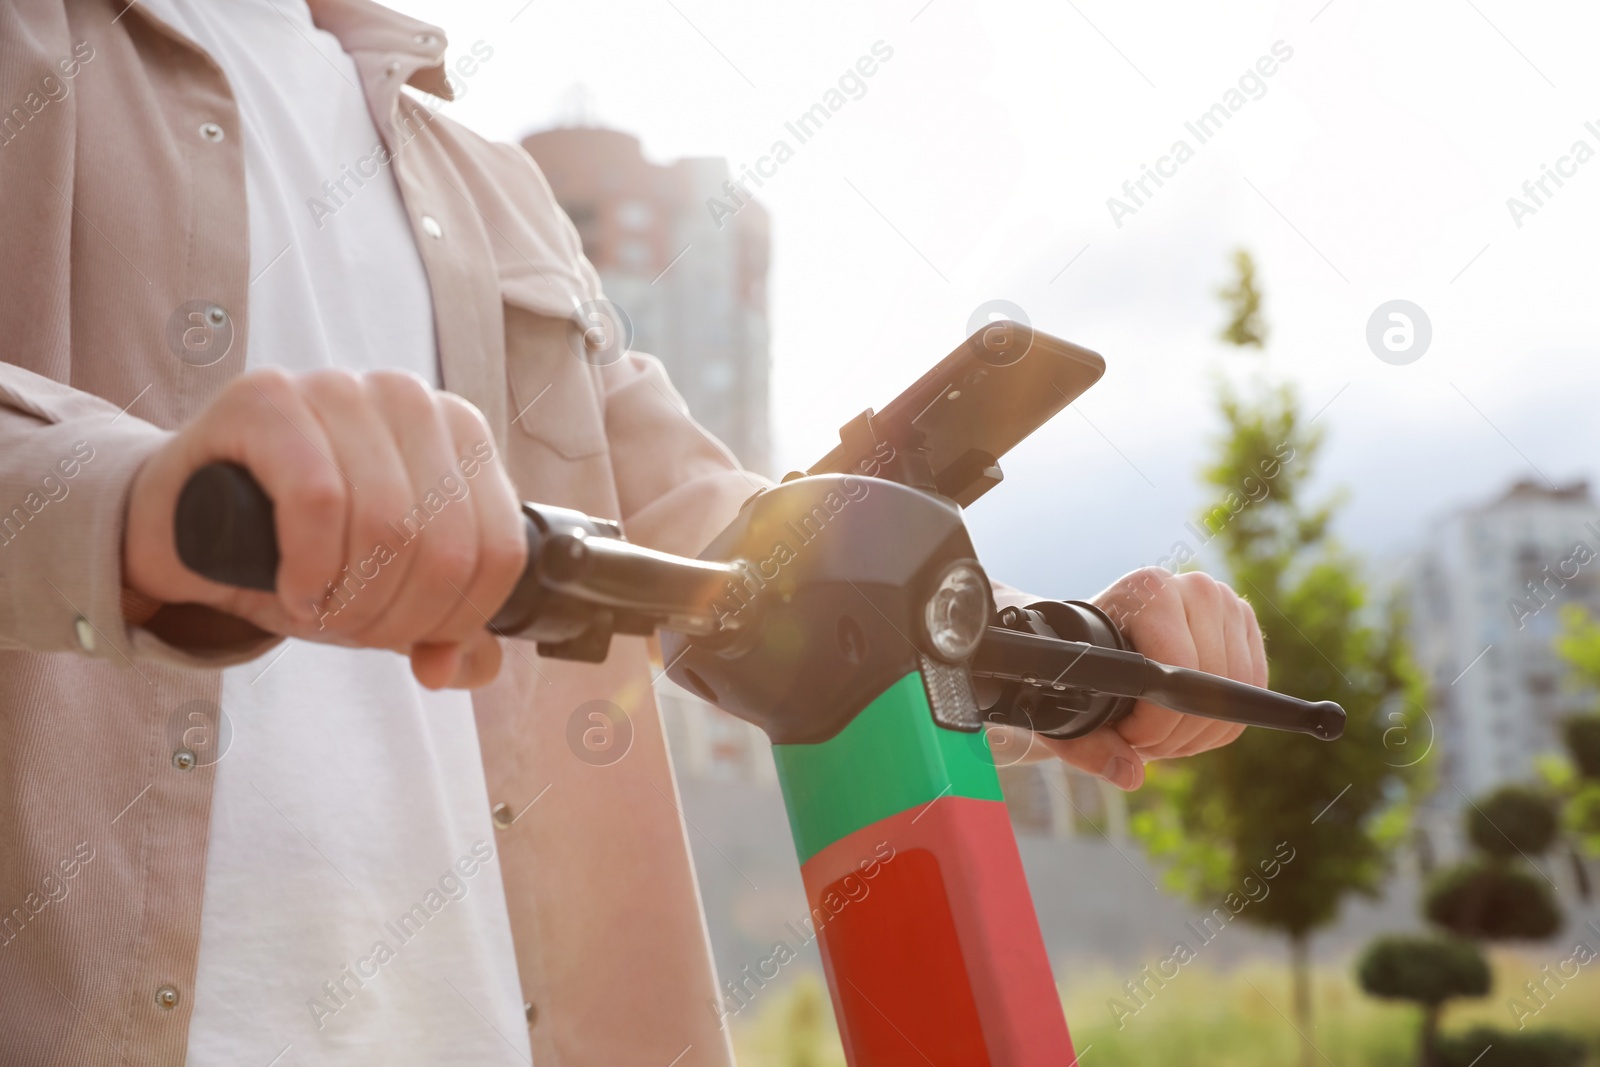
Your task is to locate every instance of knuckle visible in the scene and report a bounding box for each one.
[440,391,492,436]
[304,367,365,405]
[480,528,527,583]
[352,490,411,554]
[367,370,439,427]
[1177,569,1224,603]
[368,368,434,405]
[1127,565,1173,588]
[229,366,295,410]
[1235,592,1259,624]
[292,463,345,508]
[290,472,345,517]
[424,541,478,591]
[1118,566,1175,607]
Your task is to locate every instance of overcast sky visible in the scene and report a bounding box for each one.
[388,0,1600,600]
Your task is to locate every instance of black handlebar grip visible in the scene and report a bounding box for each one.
[174,462,281,592]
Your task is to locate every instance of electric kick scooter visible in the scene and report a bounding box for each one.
[176,321,1344,1066]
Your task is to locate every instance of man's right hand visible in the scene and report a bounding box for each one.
[124,367,528,689]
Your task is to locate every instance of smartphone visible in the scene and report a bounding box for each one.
[805,321,1106,507]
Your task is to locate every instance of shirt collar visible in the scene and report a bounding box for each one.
[308,0,454,102]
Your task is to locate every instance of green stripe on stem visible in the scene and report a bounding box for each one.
[772,671,1003,864]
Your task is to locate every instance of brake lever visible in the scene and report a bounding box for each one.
[971,605,1344,741]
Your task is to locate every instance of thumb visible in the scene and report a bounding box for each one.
[1040,727,1145,791]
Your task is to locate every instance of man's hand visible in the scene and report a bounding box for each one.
[1041,567,1266,791]
[124,368,528,689]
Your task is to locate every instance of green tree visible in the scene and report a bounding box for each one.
[1554,606,1600,868]
[1356,934,1490,1067]
[1408,785,1582,1058]
[1131,251,1425,1067]
[1217,248,1268,348]
[1424,787,1563,954]
[1562,714,1600,780]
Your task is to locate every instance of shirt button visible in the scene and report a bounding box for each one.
[205,305,228,328]
[73,616,96,653]
[198,122,224,143]
[491,802,513,829]
[385,61,401,77]
[172,749,197,771]
[524,1001,538,1026]
[420,214,444,240]
[155,985,180,1009]
[415,32,438,47]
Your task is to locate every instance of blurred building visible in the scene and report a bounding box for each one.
[521,126,773,476]
[1411,479,1600,799]
[656,680,777,786]
[999,762,1130,841]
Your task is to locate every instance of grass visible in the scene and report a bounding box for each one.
[731,951,1600,1066]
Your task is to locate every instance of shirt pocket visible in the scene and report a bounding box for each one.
[503,302,608,460]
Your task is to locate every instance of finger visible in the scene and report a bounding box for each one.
[1184,596,1263,756]
[1179,592,1257,757]
[1133,574,1230,759]
[1105,576,1197,752]
[1241,594,1269,689]
[1041,728,1145,791]
[220,370,350,622]
[297,371,417,635]
[357,371,481,650]
[410,632,504,690]
[1196,598,1267,755]
[1177,572,1231,676]
[420,396,526,643]
[410,641,462,690]
[1179,709,1244,758]
[453,631,505,688]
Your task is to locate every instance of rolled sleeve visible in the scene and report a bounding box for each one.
[0,362,279,668]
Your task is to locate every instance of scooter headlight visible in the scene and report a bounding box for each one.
[923,561,990,663]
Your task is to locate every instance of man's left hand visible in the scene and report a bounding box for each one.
[1040,567,1266,791]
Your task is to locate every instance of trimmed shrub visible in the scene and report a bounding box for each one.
[1435,1026,1587,1067]
[1466,786,1559,859]
[1424,862,1561,941]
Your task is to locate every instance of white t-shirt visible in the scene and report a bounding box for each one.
[134,2,533,1064]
